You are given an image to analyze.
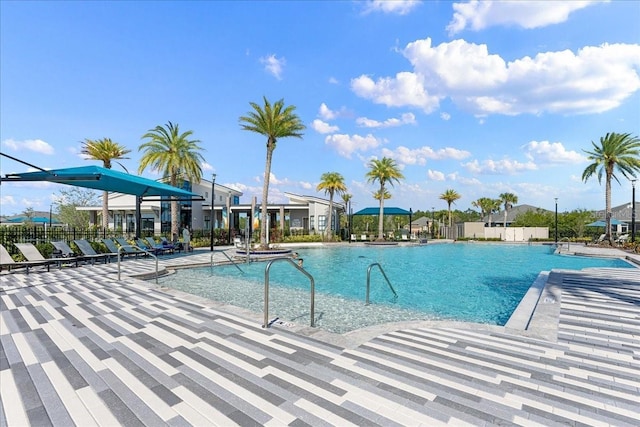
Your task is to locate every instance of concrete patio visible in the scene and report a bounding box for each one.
[1,246,638,426]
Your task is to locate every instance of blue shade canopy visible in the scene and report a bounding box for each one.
[6,216,60,224]
[353,207,412,216]
[1,165,200,199]
[587,219,623,227]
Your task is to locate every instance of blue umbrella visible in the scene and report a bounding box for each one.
[7,216,60,224]
[587,219,622,227]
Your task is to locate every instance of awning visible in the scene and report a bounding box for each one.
[5,216,61,224]
[353,207,412,216]
[586,219,623,227]
[1,165,199,199]
[1,165,203,237]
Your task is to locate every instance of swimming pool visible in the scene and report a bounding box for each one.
[158,244,632,333]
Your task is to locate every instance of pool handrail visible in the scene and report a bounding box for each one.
[117,244,158,284]
[557,237,571,253]
[210,250,245,274]
[263,257,315,328]
[366,263,398,305]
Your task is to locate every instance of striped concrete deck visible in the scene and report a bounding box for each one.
[1,248,639,426]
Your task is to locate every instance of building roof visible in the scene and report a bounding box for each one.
[353,207,412,216]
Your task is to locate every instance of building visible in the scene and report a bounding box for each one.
[79,178,342,238]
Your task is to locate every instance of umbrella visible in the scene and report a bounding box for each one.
[6,216,60,224]
[587,219,623,227]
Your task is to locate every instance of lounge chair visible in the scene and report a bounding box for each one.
[142,237,173,255]
[616,234,629,244]
[51,241,92,265]
[113,238,146,258]
[14,242,80,268]
[401,235,409,241]
[74,239,117,263]
[0,243,51,273]
[360,234,368,241]
[350,234,357,242]
[161,237,182,253]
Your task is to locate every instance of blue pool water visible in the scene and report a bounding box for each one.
[159,244,632,332]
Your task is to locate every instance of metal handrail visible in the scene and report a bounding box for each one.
[117,245,158,284]
[263,258,315,328]
[366,263,397,305]
[559,237,571,253]
[210,250,245,274]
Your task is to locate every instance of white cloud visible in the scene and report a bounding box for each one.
[311,119,339,134]
[260,54,285,80]
[362,0,421,15]
[319,103,337,120]
[463,158,538,175]
[325,133,382,158]
[0,195,16,206]
[300,181,313,190]
[328,77,339,84]
[351,72,442,113]
[2,138,55,155]
[380,145,471,166]
[457,176,482,186]
[427,169,445,181]
[269,172,291,185]
[356,112,416,128]
[355,37,640,116]
[447,1,598,36]
[523,140,586,164]
[440,112,451,121]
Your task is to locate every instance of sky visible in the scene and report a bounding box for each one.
[1,0,639,217]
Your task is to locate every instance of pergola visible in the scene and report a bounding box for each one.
[1,163,202,237]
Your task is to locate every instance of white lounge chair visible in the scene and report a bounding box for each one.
[350,234,357,242]
[360,234,368,241]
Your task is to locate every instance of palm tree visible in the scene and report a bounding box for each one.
[240,97,305,249]
[81,138,131,229]
[499,192,518,240]
[341,193,352,233]
[366,157,404,241]
[472,197,501,227]
[139,122,204,238]
[316,172,347,241]
[439,189,461,228]
[582,132,640,243]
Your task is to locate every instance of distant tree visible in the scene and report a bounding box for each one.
[439,189,461,227]
[23,207,35,224]
[511,209,554,228]
[53,188,101,228]
[139,122,204,238]
[81,138,131,229]
[240,97,305,249]
[559,209,596,239]
[582,132,640,244]
[499,192,518,240]
[366,157,404,241]
[316,172,347,240]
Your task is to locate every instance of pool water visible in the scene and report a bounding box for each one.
[158,244,632,333]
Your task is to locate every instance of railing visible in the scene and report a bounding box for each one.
[366,263,398,305]
[558,237,571,253]
[210,250,245,274]
[117,245,158,284]
[263,258,315,328]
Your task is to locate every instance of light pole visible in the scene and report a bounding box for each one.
[409,207,412,238]
[632,180,636,243]
[431,206,435,237]
[210,173,216,251]
[554,197,558,244]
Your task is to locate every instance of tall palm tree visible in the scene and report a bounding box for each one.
[472,197,501,227]
[366,157,404,241]
[316,172,347,241]
[499,192,518,240]
[341,193,352,232]
[439,189,461,228]
[81,138,131,229]
[239,97,305,249]
[138,122,204,238]
[582,132,640,243]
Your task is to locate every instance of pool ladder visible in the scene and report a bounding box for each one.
[263,258,315,328]
[366,263,398,305]
[210,250,245,274]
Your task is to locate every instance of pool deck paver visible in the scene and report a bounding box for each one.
[1,244,639,426]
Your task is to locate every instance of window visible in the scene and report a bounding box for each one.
[318,215,326,231]
[310,215,315,231]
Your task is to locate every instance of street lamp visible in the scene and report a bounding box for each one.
[632,179,636,243]
[409,207,412,238]
[554,197,558,244]
[210,173,217,251]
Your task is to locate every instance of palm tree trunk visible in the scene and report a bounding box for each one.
[102,190,109,229]
[327,193,334,242]
[377,184,385,241]
[504,211,508,241]
[448,203,452,228]
[261,144,274,248]
[606,170,612,243]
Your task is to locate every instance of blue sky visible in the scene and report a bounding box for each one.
[1,0,639,217]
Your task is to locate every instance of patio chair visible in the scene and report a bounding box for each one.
[74,239,117,263]
[161,236,182,253]
[615,234,629,244]
[113,238,146,258]
[0,243,51,273]
[350,234,357,242]
[142,237,173,255]
[360,234,368,241]
[15,242,80,268]
[51,241,92,265]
